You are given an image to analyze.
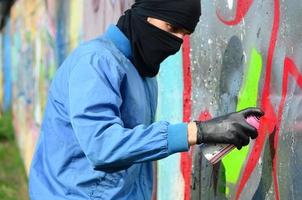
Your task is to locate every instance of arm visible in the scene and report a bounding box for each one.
[68,53,189,170]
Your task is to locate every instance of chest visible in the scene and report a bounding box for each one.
[120,76,158,128]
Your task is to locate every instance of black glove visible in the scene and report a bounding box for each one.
[195,108,264,149]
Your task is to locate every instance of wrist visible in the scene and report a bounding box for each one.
[194,120,204,144]
[188,121,197,146]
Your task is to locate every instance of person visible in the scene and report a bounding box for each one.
[29,0,264,199]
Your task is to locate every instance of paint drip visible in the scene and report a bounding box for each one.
[200,116,260,164]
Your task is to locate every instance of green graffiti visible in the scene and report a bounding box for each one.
[222,48,262,194]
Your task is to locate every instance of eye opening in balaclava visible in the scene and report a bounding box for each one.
[117,0,201,77]
[146,17,192,37]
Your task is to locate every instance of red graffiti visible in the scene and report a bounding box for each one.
[181,35,193,200]
[237,57,302,199]
[180,37,216,200]
[180,38,216,200]
[217,0,254,26]
[182,1,301,199]
[198,109,212,121]
[236,0,281,199]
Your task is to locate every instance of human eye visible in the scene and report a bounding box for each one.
[166,23,177,32]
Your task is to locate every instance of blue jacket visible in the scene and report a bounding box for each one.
[29,25,189,200]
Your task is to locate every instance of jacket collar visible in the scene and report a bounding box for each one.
[103,25,132,59]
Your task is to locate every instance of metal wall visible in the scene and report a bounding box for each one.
[0,0,301,199]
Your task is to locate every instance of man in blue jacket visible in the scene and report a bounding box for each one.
[29,0,263,199]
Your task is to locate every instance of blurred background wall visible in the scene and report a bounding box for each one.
[0,0,302,199]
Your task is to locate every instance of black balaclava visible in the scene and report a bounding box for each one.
[117,0,201,77]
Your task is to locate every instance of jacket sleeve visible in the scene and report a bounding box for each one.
[68,52,188,170]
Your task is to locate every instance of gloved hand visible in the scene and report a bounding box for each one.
[195,108,264,149]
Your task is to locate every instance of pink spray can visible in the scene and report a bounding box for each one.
[200,116,260,164]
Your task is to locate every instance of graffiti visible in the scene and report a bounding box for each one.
[217,0,254,25]
[83,0,133,40]
[156,50,185,200]
[235,0,280,199]
[166,0,302,199]
[181,36,193,200]
[0,0,133,173]
[185,0,302,199]
[3,17,12,112]
[1,0,302,199]
[92,0,100,13]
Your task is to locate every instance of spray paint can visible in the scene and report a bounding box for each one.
[200,116,260,164]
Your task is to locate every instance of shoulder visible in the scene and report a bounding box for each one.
[69,37,128,76]
[74,37,126,63]
[67,38,132,90]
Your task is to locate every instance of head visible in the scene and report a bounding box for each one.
[117,0,201,77]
